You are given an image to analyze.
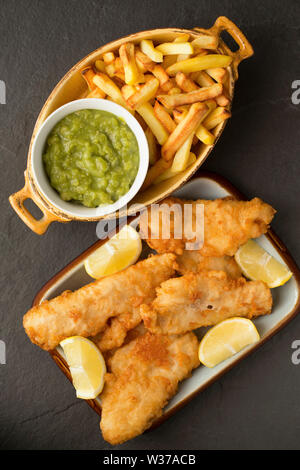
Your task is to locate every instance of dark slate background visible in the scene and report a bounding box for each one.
[0,0,300,450]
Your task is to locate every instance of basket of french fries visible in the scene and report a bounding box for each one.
[9,16,253,233]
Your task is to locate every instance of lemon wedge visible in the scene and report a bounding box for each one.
[84,225,142,279]
[199,317,260,368]
[235,239,292,288]
[60,336,106,399]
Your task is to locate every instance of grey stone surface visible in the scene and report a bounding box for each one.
[0,0,300,450]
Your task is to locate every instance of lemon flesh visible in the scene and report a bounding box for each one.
[199,317,260,368]
[235,239,292,288]
[60,336,106,399]
[84,225,142,279]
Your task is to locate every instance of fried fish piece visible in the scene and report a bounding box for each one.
[99,322,147,363]
[92,310,142,352]
[176,250,242,278]
[100,331,199,445]
[140,271,272,335]
[23,253,177,351]
[139,196,276,256]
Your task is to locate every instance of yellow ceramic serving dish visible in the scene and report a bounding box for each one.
[9,16,253,234]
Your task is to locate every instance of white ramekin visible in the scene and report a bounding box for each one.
[30,98,149,218]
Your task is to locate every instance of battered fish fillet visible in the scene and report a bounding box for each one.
[23,253,177,351]
[100,331,199,445]
[92,311,141,352]
[99,323,147,362]
[140,271,272,335]
[176,250,242,279]
[139,196,275,256]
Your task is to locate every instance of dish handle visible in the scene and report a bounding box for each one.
[195,16,254,80]
[9,172,69,235]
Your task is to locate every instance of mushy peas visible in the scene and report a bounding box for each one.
[43,109,139,207]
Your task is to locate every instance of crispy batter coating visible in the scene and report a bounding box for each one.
[23,254,177,350]
[100,331,199,445]
[176,251,242,278]
[139,196,275,256]
[140,271,272,335]
[99,322,148,364]
[92,311,142,352]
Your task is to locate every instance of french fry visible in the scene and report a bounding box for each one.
[191,35,219,51]
[145,127,158,165]
[172,108,187,124]
[162,55,177,69]
[204,99,217,112]
[167,87,182,96]
[136,53,172,91]
[154,147,196,184]
[193,48,209,57]
[166,54,232,76]
[171,132,194,172]
[140,39,163,63]
[146,74,155,82]
[156,42,194,55]
[126,77,159,109]
[192,99,216,143]
[105,63,116,77]
[160,80,174,93]
[121,84,135,100]
[86,87,106,99]
[215,92,230,107]
[195,124,215,145]
[114,70,126,82]
[206,67,227,83]
[202,106,231,130]
[171,113,197,146]
[193,71,230,107]
[81,67,97,91]
[162,102,208,161]
[201,49,210,56]
[194,70,214,87]
[158,103,173,115]
[93,73,130,111]
[157,78,176,95]
[137,102,169,145]
[135,49,155,71]
[187,152,197,166]
[114,57,123,71]
[94,60,106,73]
[175,72,198,92]
[176,54,192,62]
[157,83,222,108]
[103,52,115,64]
[154,101,177,133]
[137,73,148,83]
[135,59,147,73]
[173,33,190,43]
[183,49,208,64]
[142,158,171,190]
[152,65,171,89]
[119,43,140,85]
[175,105,190,112]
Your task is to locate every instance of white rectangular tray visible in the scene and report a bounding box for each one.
[33,172,300,423]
